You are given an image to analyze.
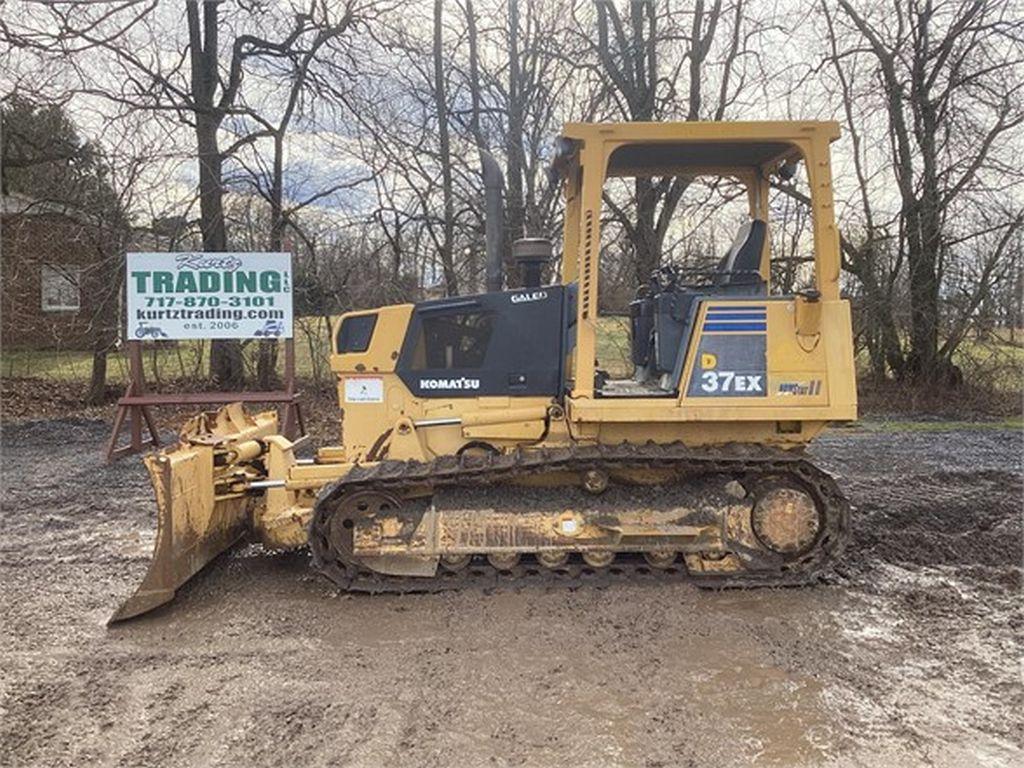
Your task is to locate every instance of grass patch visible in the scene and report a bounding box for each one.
[1,317,335,386]
[1,349,98,381]
[855,331,1024,395]
[595,315,634,378]
[858,417,1023,432]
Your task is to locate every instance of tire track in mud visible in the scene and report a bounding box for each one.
[811,427,1023,757]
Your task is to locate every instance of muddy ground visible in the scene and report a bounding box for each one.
[0,419,1020,767]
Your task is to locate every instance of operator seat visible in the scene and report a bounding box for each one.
[713,218,768,287]
[629,218,769,388]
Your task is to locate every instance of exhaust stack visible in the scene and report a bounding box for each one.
[480,151,505,293]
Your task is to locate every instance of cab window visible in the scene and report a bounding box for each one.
[336,313,377,353]
[409,311,494,370]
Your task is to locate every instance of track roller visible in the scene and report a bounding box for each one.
[441,554,471,572]
[488,552,520,571]
[582,551,615,568]
[643,551,677,569]
[536,551,569,569]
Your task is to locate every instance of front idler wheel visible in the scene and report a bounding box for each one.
[326,490,402,564]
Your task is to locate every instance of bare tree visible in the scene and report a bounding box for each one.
[587,0,754,284]
[505,0,526,246]
[3,0,384,387]
[226,4,370,386]
[432,0,459,295]
[828,0,1024,383]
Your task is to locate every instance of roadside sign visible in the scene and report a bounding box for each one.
[126,252,293,340]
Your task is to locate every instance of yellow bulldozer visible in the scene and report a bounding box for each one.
[111,121,856,623]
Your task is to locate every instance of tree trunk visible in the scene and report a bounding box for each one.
[465,0,485,293]
[86,229,124,405]
[87,342,109,405]
[906,223,941,380]
[633,177,658,284]
[907,157,943,380]
[188,0,243,390]
[197,113,244,388]
[432,0,458,295]
[505,0,525,258]
[196,114,226,252]
[256,133,285,390]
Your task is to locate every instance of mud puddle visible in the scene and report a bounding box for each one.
[1,419,1021,767]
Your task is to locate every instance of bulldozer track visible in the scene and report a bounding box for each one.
[308,442,850,593]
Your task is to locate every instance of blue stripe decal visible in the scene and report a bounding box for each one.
[706,306,766,313]
[704,312,767,321]
[703,322,767,332]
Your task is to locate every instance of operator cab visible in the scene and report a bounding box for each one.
[383,209,769,402]
[542,126,820,401]
[335,123,836,409]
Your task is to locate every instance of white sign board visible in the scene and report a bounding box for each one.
[126,252,293,340]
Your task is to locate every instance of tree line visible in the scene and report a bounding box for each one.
[2,0,1021,396]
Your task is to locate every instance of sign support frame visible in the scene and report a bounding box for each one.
[105,340,160,460]
[105,337,305,462]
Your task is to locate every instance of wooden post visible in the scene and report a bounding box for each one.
[129,341,143,451]
[281,337,303,439]
[106,340,160,461]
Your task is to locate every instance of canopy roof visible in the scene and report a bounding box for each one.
[557,121,839,176]
[606,141,795,175]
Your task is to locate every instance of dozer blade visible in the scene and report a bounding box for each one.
[109,404,278,624]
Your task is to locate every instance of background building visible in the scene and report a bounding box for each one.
[1,192,120,350]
